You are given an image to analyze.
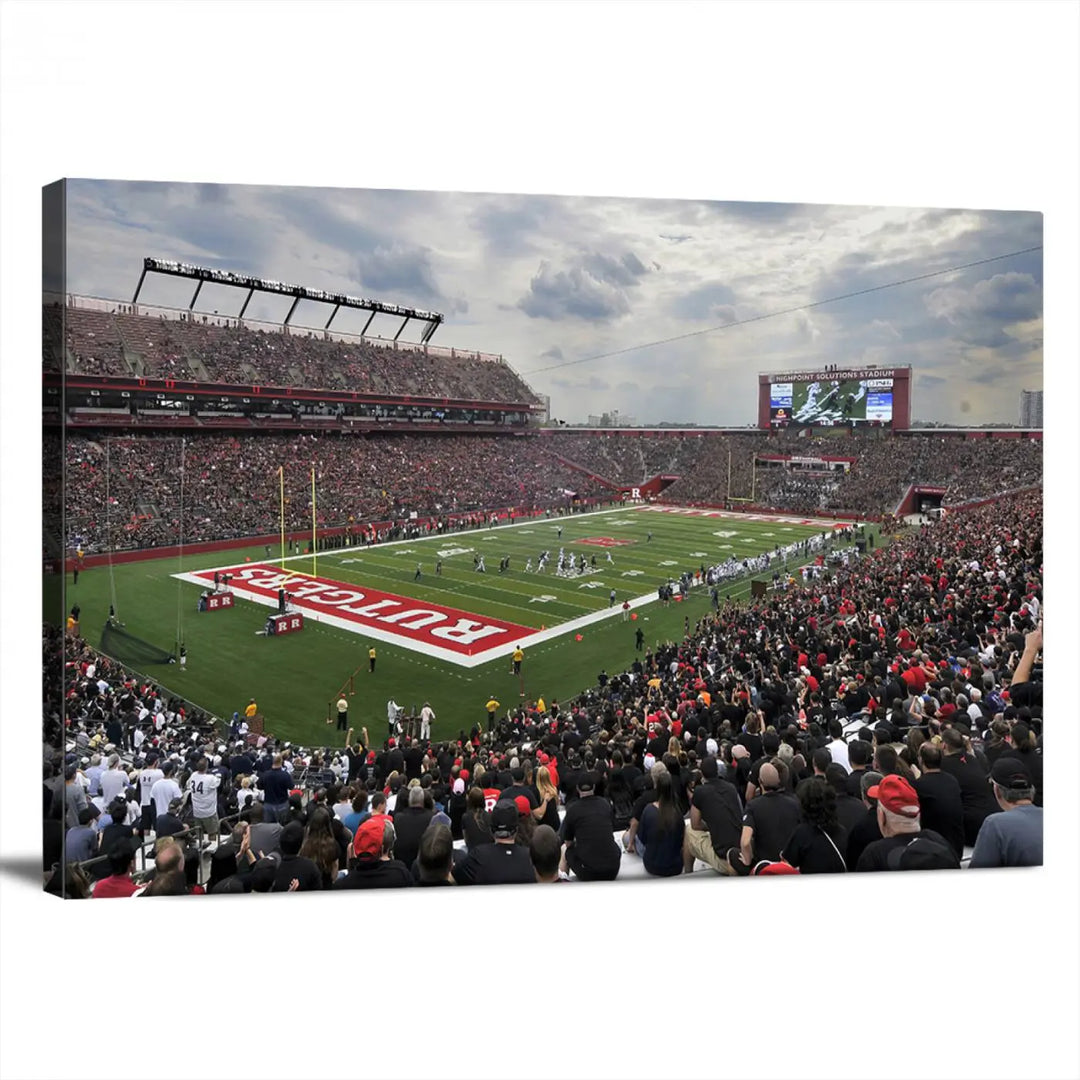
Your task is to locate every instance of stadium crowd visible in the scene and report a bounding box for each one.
[62,432,611,551]
[59,304,540,404]
[45,486,1043,895]
[55,426,1041,558]
[662,431,1041,515]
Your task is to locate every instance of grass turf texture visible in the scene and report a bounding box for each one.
[56,508,873,746]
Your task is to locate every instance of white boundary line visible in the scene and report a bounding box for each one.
[170,505,853,669]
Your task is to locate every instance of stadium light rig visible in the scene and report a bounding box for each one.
[133,257,445,344]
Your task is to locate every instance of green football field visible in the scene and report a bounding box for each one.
[53,506,871,747]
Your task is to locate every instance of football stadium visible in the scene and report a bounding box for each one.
[42,189,1044,898]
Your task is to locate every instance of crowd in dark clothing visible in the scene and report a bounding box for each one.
[46,485,1043,895]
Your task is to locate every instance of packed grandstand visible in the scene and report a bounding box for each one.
[43,297,1044,896]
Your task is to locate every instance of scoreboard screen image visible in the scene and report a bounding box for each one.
[770,377,894,427]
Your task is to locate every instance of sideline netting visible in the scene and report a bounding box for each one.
[100,620,176,667]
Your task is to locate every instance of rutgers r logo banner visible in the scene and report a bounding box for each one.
[178,564,533,668]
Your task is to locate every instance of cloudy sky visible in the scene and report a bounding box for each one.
[63,181,1042,425]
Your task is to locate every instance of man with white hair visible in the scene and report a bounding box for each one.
[84,753,104,797]
[966,688,985,725]
[391,785,434,871]
[969,757,1043,868]
[855,775,959,871]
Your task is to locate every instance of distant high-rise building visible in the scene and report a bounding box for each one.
[1019,389,1043,428]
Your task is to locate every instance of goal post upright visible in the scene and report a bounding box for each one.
[279,465,286,571]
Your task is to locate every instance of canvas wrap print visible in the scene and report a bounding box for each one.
[42,181,1044,898]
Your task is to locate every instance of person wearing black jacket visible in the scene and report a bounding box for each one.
[939,728,1000,845]
[846,771,884,868]
[271,822,323,891]
[454,802,535,885]
[914,743,966,859]
[403,740,425,781]
[256,755,292,823]
[391,787,434,872]
[1007,722,1043,806]
[559,773,621,881]
[462,787,494,851]
[824,764,868,836]
[683,756,742,874]
[447,780,468,840]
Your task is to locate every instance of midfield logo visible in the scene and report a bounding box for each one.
[578,537,633,547]
[436,547,473,558]
[179,564,533,667]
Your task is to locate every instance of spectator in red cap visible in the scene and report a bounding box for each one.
[855,775,959,871]
[334,818,412,889]
[969,757,1042,868]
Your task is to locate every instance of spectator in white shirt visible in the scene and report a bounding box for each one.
[185,757,222,843]
[420,703,436,740]
[150,761,183,823]
[100,754,130,805]
[826,720,851,773]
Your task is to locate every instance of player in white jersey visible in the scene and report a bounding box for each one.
[606,550,614,564]
[794,381,822,422]
[476,555,486,572]
[525,557,533,573]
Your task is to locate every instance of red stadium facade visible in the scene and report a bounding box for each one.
[758,366,913,431]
